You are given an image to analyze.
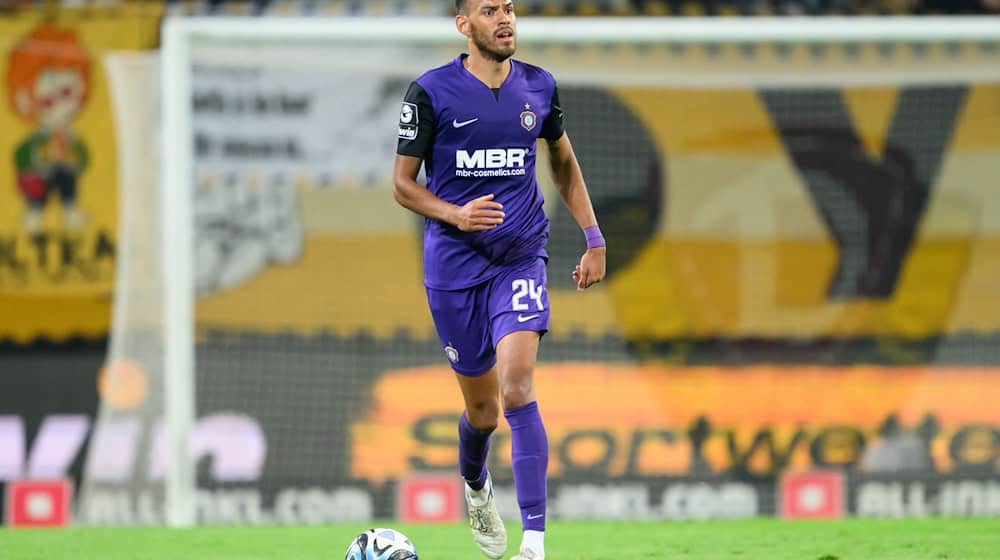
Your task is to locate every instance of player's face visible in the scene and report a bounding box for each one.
[460,1,516,63]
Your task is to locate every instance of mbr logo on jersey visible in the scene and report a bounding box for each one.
[455,148,528,178]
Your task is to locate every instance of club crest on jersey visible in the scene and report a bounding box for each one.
[444,344,460,363]
[520,110,537,132]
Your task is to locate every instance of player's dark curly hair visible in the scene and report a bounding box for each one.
[455,0,467,14]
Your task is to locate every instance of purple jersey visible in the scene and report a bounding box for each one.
[397,54,565,290]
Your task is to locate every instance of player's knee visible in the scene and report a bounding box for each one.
[500,369,535,410]
[466,401,500,431]
[502,391,534,411]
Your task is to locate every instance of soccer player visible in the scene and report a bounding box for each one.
[392,1,606,559]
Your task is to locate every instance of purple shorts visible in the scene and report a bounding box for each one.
[426,257,549,376]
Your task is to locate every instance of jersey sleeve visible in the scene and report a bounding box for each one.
[539,85,565,141]
[396,81,436,159]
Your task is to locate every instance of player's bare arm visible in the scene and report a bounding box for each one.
[544,132,606,290]
[392,154,505,232]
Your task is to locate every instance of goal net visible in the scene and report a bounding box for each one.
[79,16,1000,526]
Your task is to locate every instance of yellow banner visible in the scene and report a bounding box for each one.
[198,82,1000,340]
[0,7,161,342]
[352,364,1000,483]
[607,84,1000,338]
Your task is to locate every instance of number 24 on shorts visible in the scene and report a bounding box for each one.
[511,279,544,311]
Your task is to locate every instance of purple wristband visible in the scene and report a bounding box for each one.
[584,225,605,249]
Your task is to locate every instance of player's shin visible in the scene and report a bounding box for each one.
[459,411,493,491]
[505,400,549,537]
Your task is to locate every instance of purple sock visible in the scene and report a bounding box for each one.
[459,412,491,491]
[505,401,548,531]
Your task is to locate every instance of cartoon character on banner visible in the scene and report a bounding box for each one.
[7,24,91,234]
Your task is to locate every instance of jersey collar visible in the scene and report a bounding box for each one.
[454,53,518,93]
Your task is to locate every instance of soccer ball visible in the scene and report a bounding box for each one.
[344,527,419,560]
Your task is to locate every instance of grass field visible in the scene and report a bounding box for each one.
[2,518,999,559]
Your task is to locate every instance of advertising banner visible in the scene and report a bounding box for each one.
[353,364,1000,484]
[7,341,1000,524]
[0,8,161,342]
[188,79,1000,342]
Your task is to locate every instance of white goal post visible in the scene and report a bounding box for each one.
[157,15,1000,527]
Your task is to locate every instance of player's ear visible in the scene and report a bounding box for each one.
[455,14,470,38]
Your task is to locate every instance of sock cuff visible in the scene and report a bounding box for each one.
[460,411,474,432]
[460,411,494,437]
[504,400,540,427]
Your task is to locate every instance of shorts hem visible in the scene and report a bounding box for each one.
[492,325,549,349]
[450,356,497,377]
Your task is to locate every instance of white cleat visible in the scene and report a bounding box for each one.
[511,547,544,560]
[465,473,507,559]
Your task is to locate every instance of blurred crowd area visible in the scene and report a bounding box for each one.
[1,0,999,16]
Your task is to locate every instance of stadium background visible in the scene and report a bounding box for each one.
[1,0,1000,529]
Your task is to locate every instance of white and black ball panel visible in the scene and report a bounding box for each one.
[345,528,418,560]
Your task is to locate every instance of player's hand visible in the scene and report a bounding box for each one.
[572,246,606,291]
[453,194,505,232]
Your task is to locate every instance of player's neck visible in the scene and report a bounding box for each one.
[463,50,511,89]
